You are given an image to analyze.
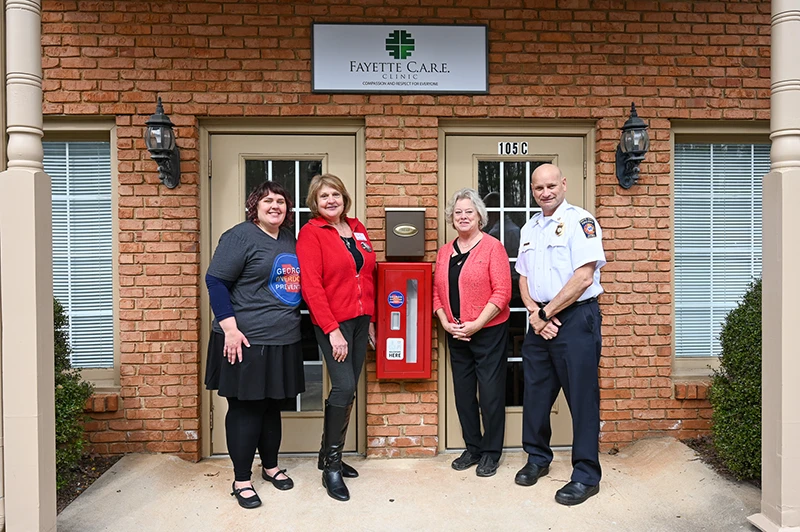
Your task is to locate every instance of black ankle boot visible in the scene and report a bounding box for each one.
[318,446,359,477]
[322,401,350,501]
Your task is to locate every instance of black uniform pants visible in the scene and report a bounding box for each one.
[521,299,602,485]
[447,321,509,461]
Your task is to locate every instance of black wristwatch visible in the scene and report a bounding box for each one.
[538,307,548,322]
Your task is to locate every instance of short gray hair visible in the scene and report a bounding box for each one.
[444,187,488,229]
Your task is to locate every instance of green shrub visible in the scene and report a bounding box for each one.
[708,278,761,480]
[54,298,94,489]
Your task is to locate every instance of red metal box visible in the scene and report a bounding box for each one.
[376,262,433,380]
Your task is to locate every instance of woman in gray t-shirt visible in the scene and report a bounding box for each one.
[204,181,304,509]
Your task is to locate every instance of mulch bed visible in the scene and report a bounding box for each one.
[682,436,761,490]
[57,454,123,514]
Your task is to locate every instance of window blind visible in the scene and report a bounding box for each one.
[674,143,767,357]
[46,141,114,368]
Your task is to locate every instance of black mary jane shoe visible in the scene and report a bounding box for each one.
[231,481,262,509]
[554,481,600,506]
[262,467,294,491]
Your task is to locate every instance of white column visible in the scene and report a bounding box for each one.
[0,0,56,531]
[749,2,800,531]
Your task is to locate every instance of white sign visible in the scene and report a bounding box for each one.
[498,142,529,155]
[312,24,488,93]
[386,338,404,361]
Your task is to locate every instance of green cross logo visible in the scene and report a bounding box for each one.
[386,30,415,60]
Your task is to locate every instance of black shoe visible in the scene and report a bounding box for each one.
[555,481,600,506]
[514,463,550,486]
[318,453,359,478]
[230,481,262,509]
[262,467,294,491]
[475,455,499,477]
[451,450,481,471]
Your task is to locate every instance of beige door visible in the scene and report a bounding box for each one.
[209,134,358,454]
[444,135,586,450]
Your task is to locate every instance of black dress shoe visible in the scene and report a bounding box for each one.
[451,450,481,471]
[476,455,499,477]
[514,463,550,486]
[230,481,262,509]
[262,467,294,491]
[555,481,599,506]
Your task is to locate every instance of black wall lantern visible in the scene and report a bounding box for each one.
[145,96,181,189]
[615,103,650,189]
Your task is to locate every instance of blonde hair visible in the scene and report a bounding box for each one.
[306,173,352,221]
[444,188,488,229]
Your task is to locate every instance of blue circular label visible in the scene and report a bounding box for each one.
[269,253,302,306]
[387,291,405,308]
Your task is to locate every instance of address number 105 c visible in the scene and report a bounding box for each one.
[498,141,529,155]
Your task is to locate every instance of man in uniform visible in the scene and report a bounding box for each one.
[513,163,605,506]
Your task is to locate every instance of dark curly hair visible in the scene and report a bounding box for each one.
[245,181,294,229]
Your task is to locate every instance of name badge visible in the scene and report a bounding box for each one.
[354,232,368,241]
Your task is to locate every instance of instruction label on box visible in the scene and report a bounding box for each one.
[386,338,404,360]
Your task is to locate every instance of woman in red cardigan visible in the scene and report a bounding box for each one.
[434,187,512,478]
[296,173,376,502]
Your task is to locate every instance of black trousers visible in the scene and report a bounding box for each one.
[226,397,283,481]
[447,321,509,460]
[314,315,370,407]
[521,299,602,486]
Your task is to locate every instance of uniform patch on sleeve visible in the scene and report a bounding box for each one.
[579,217,597,238]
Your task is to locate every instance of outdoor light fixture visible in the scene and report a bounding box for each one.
[615,103,650,189]
[145,96,180,189]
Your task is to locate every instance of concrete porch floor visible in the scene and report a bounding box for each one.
[57,438,760,532]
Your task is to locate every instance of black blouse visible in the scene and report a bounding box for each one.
[341,236,364,273]
[448,241,471,322]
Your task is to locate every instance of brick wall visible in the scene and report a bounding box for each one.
[42,0,770,459]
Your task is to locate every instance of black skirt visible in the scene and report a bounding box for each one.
[205,332,306,401]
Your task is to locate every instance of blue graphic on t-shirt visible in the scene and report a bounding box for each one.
[270,253,302,306]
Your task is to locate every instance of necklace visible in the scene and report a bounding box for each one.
[456,233,481,252]
[329,220,350,237]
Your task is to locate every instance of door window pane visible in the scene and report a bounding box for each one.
[503,161,528,207]
[244,158,324,410]
[505,310,528,407]
[478,159,548,382]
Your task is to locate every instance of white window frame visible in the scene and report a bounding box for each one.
[45,120,119,391]
[671,122,769,379]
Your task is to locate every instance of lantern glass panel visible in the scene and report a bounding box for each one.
[620,129,635,153]
[631,129,649,153]
[145,126,175,151]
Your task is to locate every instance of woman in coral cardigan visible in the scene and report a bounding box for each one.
[434,187,512,478]
[296,173,376,502]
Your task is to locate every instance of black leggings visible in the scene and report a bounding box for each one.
[226,397,283,482]
[313,315,370,407]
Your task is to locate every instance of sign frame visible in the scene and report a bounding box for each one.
[311,23,489,95]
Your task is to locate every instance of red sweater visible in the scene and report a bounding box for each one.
[297,216,376,334]
[433,235,511,328]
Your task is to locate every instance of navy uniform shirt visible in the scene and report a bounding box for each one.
[515,200,606,304]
